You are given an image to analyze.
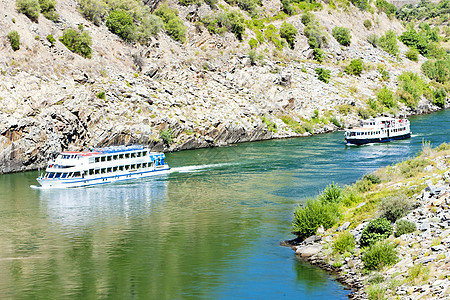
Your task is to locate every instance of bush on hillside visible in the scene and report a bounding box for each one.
[280,22,298,49]
[160,129,173,145]
[319,183,342,204]
[155,4,187,43]
[406,49,418,61]
[375,0,396,18]
[333,231,355,254]
[360,218,392,248]
[16,0,40,21]
[39,0,59,21]
[345,59,363,76]
[394,219,416,237]
[305,24,327,49]
[362,240,398,270]
[179,0,198,5]
[292,198,341,240]
[377,86,396,108]
[367,34,378,47]
[421,56,450,84]
[78,0,108,26]
[301,12,314,26]
[363,19,372,29]
[202,11,245,41]
[136,14,164,44]
[433,88,447,108]
[60,27,92,58]
[281,0,295,15]
[397,72,426,108]
[224,0,260,16]
[313,48,324,62]
[106,10,136,41]
[399,29,428,56]
[249,38,258,49]
[350,0,369,10]
[332,26,351,46]
[7,31,20,51]
[378,194,413,223]
[46,34,56,45]
[378,30,398,56]
[315,67,331,83]
[362,174,381,184]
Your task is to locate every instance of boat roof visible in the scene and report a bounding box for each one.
[61,145,158,157]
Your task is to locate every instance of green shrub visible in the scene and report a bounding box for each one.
[202,11,245,41]
[7,31,20,51]
[367,34,378,47]
[319,183,342,204]
[46,34,56,45]
[363,19,372,29]
[262,115,277,133]
[375,0,396,18]
[155,4,187,43]
[406,49,418,61]
[362,240,398,270]
[399,29,428,56]
[313,48,324,62]
[280,22,297,49]
[16,0,40,21]
[60,27,92,58]
[433,88,447,108]
[341,188,363,207]
[345,59,363,76]
[224,0,260,16]
[249,37,258,49]
[39,0,59,21]
[378,194,413,223]
[204,0,218,9]
[301,12,314,26]
[106,10,135,41]
[378,30,398,56]
[292,198,341,240]
[281,115,304,133]
[96,91,105,99]
[394,219,416,237]
[160,129,173,145]
[315,68,331,83]
[363,174,381,184]
[360,218,392,248]
[137,15,164,44]
[333,231,355,254]
[78,0,108,26]
[281,0,294,15]
[399,157,428,178]
[305,24,326,49]
[332,26,351,46]
[366,283,386,300]
[265,24,283,49]
[180,0,198,5]
[421,56,450,84]
[376,86,395,109]
[397,71,426,108]
[407,263,430,285]
[350,0,368,10]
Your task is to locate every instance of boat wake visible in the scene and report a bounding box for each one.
[169,163,235,174]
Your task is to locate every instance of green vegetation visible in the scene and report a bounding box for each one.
[363,19,372,29]
[394,219,416,237]
[106,10,135,41]
[375,0,396,18]
[421,56,450,84]
[264,24,284,49]
[39,0,59,21]
[248,50,264,65]
[319,183,343,204]
[96,91,106,99]
[16,0,40,21]
[302,12,326,61]
[362,240,398,271]
[332,231,355,254]
[262,115,277,132]
[360,218,392,248]
[46,34,56,45]
[59,27,93,58]
[292,198,341,240]
[376,86,396,109]
[363,174,381,185]
[202,11,246,40]
[315,68,331,83]
[249,38,258,49]
[396,0,450,22]
[367,34,378,47]
[378,194,413,223]
[224,0,261,16]
[137,15,164,44]
[407,263,430,285]
[378,30,398,56]
[7,31,20,51]
[280,22,297,49]
[78,0,108,26]
[332,26,351,46]
[405,49,418,62]
[433,88,447,108]
[397,72,427,108]
[160,129,173,145]
[345,59,363,76]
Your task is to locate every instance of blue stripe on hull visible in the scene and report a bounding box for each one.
[346,133,411,145]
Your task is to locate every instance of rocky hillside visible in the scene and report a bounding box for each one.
[0,0,447,173]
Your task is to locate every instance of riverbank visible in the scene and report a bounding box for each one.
[284,143,450,299]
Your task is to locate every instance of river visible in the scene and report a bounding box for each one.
[0,109,448,299]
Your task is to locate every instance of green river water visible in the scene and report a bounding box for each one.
[0,109,449,299]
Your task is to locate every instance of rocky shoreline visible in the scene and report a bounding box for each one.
[283,149,450,299]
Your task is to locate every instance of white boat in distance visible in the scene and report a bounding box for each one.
[345,117,411,145]
[35,145,170,188]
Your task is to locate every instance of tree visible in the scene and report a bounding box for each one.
[106,10,136,41]
[332,26,351,46]
[16,0,40,22]
[280,22,298,49]
[7,31,20,51]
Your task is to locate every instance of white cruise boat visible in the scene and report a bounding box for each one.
[345,117,411,145]
[35,145,170,188]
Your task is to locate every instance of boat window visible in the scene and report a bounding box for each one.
[61,173,67,178]
[107,167,112,173]
[131,153,136,158]
[95,157,100,163]
[73,172,81,177]
[119,154,124,159]
[113,155,118,160]
[137,163,141,169]
[125,165,130,170]
[131,164,136,170]
[113,166,118,172]
[107,156,112,161]
[137,152,141,158]
[94,169,100,175]
[101,156,106,162]
[89,169,94,175]
[47,172,54,178]
[101,168,106,174]
[55,173,61,178]
[125,153,130,159]
[143,151,147,156]
[143,163,147,168]
[119,166,124,171]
